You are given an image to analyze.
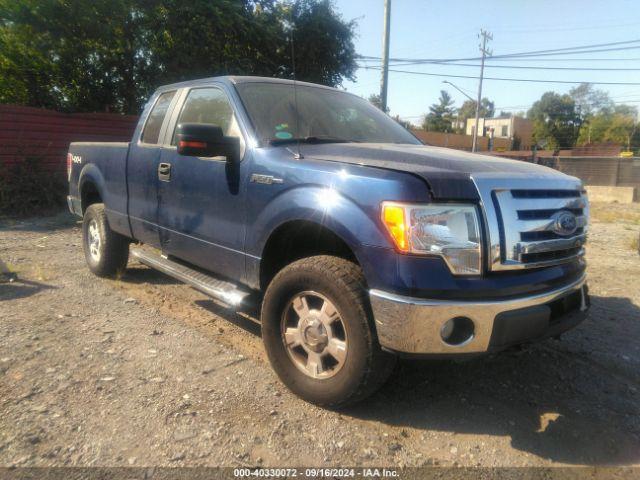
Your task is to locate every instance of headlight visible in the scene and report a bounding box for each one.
[381,202,482,275]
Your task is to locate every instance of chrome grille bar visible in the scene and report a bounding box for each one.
[509,197,587,212]
[511,215,587,234]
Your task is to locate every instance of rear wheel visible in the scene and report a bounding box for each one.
[261,255,395,407]
[82,203,129,277]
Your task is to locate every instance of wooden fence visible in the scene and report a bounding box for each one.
[0,105,138,174]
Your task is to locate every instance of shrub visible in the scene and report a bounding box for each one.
[0,156,66,217]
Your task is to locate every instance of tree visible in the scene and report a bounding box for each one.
[367,93,384,111]
[393,114,412,130]
[605,113,638,150]
[458,98,495,121]
[577,105,640,150]
[422,90,456,132]
[569,83,614,118]
[0,0,358,114]
[527,92,581,149]
[284,0,357,87]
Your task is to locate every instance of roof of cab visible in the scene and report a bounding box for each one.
[156,75,338,93]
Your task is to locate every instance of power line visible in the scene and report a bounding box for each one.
[358,65,640,86]
[386,62,640,71]
[362,44,640,64]
[358,38,640,64]
[486,57,640,62]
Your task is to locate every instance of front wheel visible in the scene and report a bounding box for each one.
[82,203,129,277]
[261,255,395,408]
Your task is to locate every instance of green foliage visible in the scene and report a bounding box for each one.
[0,157,66,216]
[392,114,412,130]
[422,90,456,132]
[577,107,640,149]
[527,84,640,150]
[458,98,495,120]
[527,92,581,149]
[511,134,521,151]
[569,83,614,118]
[367,93,383,110]
[0,0,357,114]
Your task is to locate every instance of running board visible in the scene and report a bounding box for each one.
[130,247,251,306]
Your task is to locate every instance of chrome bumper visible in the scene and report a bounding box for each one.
[370,275,588,355]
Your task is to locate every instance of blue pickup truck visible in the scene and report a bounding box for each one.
[67,76,589,407]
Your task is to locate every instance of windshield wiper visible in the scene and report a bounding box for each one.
[269,136,358,146]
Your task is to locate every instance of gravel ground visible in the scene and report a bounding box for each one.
[0,203,639,468]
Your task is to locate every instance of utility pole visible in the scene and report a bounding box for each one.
[380,0,391,113]
[472,29,492,152]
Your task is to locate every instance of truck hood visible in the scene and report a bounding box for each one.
[299,143,567,200]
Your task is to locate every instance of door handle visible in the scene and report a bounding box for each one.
[158,162,171,181]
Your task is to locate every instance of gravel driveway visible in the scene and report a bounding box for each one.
[1,204,639,468]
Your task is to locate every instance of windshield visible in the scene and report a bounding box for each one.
[235,82,421,146]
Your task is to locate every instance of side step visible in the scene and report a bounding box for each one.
[130,247,252,306]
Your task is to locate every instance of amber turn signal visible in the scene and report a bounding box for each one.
[381,203,409,252]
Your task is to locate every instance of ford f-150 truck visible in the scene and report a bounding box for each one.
[67,76,589,407]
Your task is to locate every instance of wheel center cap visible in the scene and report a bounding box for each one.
[301,318,328,352]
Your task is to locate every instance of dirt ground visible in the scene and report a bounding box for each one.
[1,202,639,468]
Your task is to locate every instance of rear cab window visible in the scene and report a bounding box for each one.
[141,91,176,144]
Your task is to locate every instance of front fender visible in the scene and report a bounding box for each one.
[248,185,391,258]
[244,185,398,290]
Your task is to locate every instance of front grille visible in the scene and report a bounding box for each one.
[494,188,588,269]
[471,175,589,272]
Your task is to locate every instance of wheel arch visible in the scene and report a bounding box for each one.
[79,164,107,214]
[259,219,363,291]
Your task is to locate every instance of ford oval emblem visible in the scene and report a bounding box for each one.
[551,210,578,236]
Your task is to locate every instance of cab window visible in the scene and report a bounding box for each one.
[171,87,242,145]
[141,91,176,144]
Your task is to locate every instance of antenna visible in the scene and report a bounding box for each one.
[288,8,304,159]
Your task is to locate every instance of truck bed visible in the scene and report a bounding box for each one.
[68,141,131,237]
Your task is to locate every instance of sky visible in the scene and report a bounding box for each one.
[333,0,640,124]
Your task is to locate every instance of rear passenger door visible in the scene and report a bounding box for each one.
[127,90,178,247]
[156,85,248,281]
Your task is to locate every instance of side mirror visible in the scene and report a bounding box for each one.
[176,123,240,161]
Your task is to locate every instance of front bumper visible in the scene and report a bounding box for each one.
[370,275,588,355]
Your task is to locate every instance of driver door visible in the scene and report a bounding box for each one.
[157,86,248,281]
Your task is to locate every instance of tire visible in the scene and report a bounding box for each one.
[261,255,396,408]
[82,203,130,277]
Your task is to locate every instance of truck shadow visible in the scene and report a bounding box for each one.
[195,298,262,337]
[0,210,77,232]
[344,294,640,466]
[123,266,182,286]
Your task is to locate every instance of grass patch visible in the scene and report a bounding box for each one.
[589,202,640,225]
[631,235,639,252]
